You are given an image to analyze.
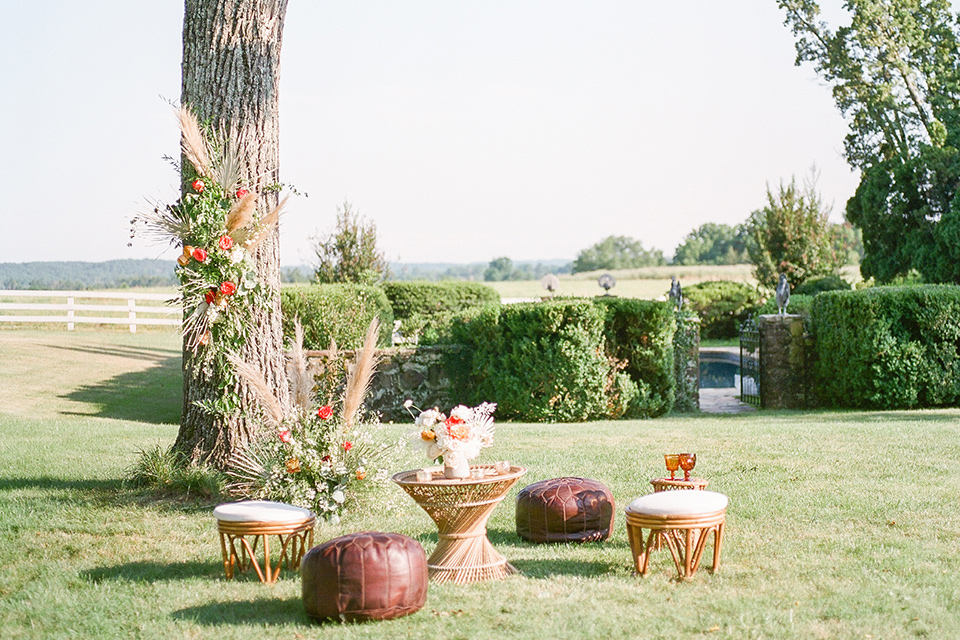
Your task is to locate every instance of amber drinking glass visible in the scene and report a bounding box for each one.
[664,454,680,480]
[678,453,697,481]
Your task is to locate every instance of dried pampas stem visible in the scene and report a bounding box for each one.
[177,107,212,177]
[287,319,314,415]
[227,353,286,428]
[226,191,258,234]
[245,196,287,252]
[341,318,381,431]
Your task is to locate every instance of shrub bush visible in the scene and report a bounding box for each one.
[280,284,393,349]
[446,298,677,421]
[447,300,612,421]
[594,297,676,418]
[383,281,500,342]
[683,281,761,339]
[811,285,960,409]
[793,275,851,296]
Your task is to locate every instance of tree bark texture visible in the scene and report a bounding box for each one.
[175,0,290,467]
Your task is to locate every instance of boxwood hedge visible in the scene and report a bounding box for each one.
[280,284,393,349]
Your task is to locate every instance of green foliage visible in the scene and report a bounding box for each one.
[280,284,393,349]
[484,256,515,281]
[126,444,225,501]
[745,174,845,290]
[793,275,851,296]
[779,0,960,283]
[595,297,677,417]
[683,281,762,339]
[447,298,676,421]
[673,223,749,265]
[672,312,701,412]
[383,281,500,342]
[811,285,960,408]
[313,201,389,284]
[572,235,666,273]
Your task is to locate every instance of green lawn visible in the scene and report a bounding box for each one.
[1,329,959,639]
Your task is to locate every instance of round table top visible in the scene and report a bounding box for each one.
[392,464,527,488]
[650,477,709,490]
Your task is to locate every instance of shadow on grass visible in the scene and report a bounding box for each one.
[173,597,311,627]
[56,344,182,424]
[0,476,121,493]
[510,558,617,578]
[83,560,219,583]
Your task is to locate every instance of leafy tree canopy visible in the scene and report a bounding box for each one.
[745,174,846,290]
[572,235,665,274]
[778,0,960,283]
[673,223,750,265]
[313,201,388,285]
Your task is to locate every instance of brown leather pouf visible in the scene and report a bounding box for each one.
[302,531,428,623]
[516,477,615,543]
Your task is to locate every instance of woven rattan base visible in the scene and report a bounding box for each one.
[393,465,525,585]
[217,517,315,584]
[624,509,725,581]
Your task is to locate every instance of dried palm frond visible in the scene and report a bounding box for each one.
[244,196,287,252]
[224,445,269,498]
[287,319,314,414]
[227,353,286,428]
[210,132,243,193]
[177,107,212,177]
[341,318,381,430]
[225,191,258,234]
[133,200,191,246]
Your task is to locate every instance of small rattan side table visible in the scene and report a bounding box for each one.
[393,465,526,585]
[214,500,316,584]
[650,477,709,492]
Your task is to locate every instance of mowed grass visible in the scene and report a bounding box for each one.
[2,329,960,639]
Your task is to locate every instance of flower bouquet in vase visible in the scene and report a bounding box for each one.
[406,400,496,479]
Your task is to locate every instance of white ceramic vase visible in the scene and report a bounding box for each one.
[443,451,470,479]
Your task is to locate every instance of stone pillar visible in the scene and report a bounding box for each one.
[673,315,700,412]
[758,314,807,409]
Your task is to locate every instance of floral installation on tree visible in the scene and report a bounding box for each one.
[405,400,497,478]
[226,318,403,520]
[131,107,287,416]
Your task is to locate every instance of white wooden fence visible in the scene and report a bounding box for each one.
[0,290,181,333]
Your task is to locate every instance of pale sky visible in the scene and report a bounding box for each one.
[1,1,880,266]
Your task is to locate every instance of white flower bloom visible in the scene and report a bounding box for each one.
[329,514,340,525]
[403,399,414,408]
[415,409,441,428]
[230,246,246,264]
[332,490,345,504]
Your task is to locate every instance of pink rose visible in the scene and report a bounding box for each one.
[278,430,292,443]
[343,441,353,451]
[236,188,248,198]
[317,405,333,420]
[219,235,233,251]
[191,179,205,193]
[191,247,208,263]
[219,281,237,296]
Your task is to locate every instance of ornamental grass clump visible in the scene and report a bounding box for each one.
[225,318,403,520]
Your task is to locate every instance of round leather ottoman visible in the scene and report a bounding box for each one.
[301,531,428,623]
[516,477,615,543]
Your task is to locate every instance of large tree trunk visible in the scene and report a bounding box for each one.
[174,0,290,468]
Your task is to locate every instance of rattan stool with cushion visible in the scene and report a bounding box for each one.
[516,477,615,543]
[301,531,428,622]
[214,500,315,584]
[624,490,727,580]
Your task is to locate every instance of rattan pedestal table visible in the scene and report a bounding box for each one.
[393,465,526,585]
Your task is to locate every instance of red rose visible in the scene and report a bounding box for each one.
[219,281,237,296]
[218,235,233,251]
[236,188,248,198]
[191,179,205,193]
[278,430,292,443]
[343,441,353,451]
[317,405,333,420]
[204,290,216,304]
[444,415,465,428]
[192,247,208,263]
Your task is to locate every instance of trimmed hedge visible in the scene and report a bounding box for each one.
[754,294,814,319]
[383,281,500,342]
[811,285,960,409]
[280,284,393,349]
[594,297,676,418]
[683,281,761,339]
[793,275,851,296]
[446,298,676,421]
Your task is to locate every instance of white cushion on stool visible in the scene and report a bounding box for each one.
[625,490,728,517]
[214,500,314,523]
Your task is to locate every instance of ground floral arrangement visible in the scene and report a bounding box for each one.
[132,107,286,416]
[227,319,404,520]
